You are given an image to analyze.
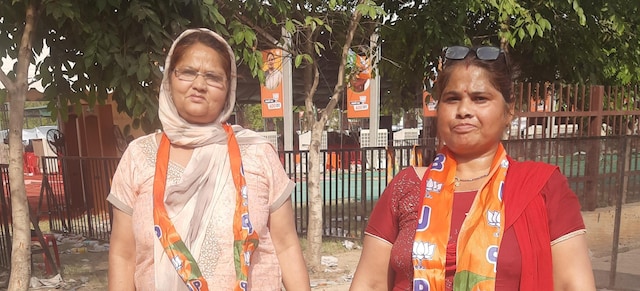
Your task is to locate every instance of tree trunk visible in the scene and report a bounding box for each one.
[5,3,38,290]
[305,121,325,272]
[302,0,365,272]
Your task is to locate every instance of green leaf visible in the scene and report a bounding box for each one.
[212,8,226,24]
[285,19,295,32]
[518,28,525,40]
[314,42,325,55]
[329,0,337,9]
[243,30,255,46]
[527,24,536,38]
[303,54,313,65]
[233,31,244,43]
[295,54,303,67]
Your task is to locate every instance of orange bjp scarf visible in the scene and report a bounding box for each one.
[153,124,259,291]
[413,144,508,291]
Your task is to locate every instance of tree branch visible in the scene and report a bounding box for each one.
[320,0,365,122]
[0,67,15,92]
[215,0,281,48]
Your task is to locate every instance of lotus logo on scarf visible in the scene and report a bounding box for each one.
[412,241,436,269]
[487,210,500,227]
[425,178,442,196]
[170,255,183,270]
[487,210,501,238]
[244,251,251,266]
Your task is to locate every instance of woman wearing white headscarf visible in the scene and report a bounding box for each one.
[107,28,310,291]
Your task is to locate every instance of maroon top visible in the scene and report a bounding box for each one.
[365,166,585,291]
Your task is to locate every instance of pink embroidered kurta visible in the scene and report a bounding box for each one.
[107,134,294,290]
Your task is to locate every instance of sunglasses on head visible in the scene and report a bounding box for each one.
[443,46,504,61]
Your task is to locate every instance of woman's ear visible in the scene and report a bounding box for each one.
[506,103,516,126]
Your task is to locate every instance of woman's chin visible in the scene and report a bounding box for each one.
[179,113,217,125]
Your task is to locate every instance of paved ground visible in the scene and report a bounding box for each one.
[593,247,640,290]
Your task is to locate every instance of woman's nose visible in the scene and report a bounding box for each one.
[456,99,473,118]
[191,74,208,89]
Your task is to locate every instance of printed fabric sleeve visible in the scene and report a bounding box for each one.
[256,143,295,213]
[364,168,415,244]
[543,170,586,244]
[106,142,140,216]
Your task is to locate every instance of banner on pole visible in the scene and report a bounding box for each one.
[423,91,437,117]
[261,49,284,118]
[346,50,371,118]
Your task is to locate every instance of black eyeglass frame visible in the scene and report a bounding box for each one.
[443,45,504,61]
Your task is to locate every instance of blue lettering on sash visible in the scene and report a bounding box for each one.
[154,225,161,238]
[187,280,202,291]
[498,181,504,202]
[431,154,445,171]
[242,213,254,234]
[240,281,248,291]
[486,245,499,272]
[413,278,430,291]
[416,206,431,231]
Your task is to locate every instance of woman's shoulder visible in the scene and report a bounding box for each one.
[127,132,159,148]
[507,157,557,173]
[119,133,159,164]
[390,166,425,182]
[386,166,423,195]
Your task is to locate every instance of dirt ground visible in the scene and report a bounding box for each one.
[2,237,363,291]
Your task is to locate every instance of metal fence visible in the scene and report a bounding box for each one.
[1,135,639,240]
[36,156,119,242]
[0,138,639,290]
[0,165,11,270]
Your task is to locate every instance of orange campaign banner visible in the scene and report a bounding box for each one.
[529,90,553,112]
[261,49,284,118]
[423,91,437,117]
[346,51,371,118]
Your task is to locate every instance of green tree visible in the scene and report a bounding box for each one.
[377,0,640,115]
[220,0,385,270]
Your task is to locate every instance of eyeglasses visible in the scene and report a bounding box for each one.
[173,68,226,87]
[443,46,503,61]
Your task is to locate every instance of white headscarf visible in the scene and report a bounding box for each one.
[154,28,269,289]
[159,28,264,146]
